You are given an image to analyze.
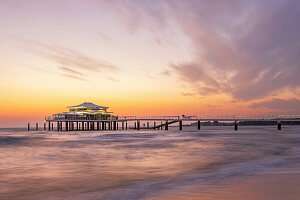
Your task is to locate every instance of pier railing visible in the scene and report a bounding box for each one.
[45,114,300,121]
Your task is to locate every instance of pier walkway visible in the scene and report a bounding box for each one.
[27,115,300,131]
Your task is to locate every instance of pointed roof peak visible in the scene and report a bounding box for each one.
[68,102,109,109]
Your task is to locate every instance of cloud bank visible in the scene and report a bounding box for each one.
[104,0,300,111]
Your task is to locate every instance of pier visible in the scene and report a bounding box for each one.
[27,103,300,132]
[27,114,300,132]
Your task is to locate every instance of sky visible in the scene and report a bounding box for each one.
[0,0,300,127]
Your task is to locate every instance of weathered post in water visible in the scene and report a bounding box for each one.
[44,122,46,130]
[57,122,59,131]
[137,120,140,130]
[154,122,156,130]
[179,120,182,131]
[234,121,238,131]
[197,120,201,130]
[165,120,168,130]
[147,122,149,129]
[126,121,128,130]
[51,123,53,130]
[277,121,282,130]
[65,121,69,131]
[28,122,30,131]
[48,121,50,131]
[113,121,117,130]
[36,123,38,131]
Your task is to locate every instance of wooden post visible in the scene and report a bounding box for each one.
[57,122,59,131]
[179,120,182,131]
[122,121,124,130]
[51,123,53,130]
[87,122,90,131]
[78,123,80,131]
[97,122,100,130]
[277,121,282,130]
[28,122,30,131]
[44,122,46,130]
[137,120,140,130]
[82,122,84,131]
[117,122,119,130]
[134,122,137,130]
[36,123,38,131]
[126,121,128,130]
[102,122,105,130]
[77,122,79,131]
[154,122,156,130]
[165,120,168,131]
[113,121,117,130]
[147,122,149,129]
[66,121,68,131]
[48,121,51,131]
[197,120,201,130]
[234,121,238,131]
[161,121,163,130]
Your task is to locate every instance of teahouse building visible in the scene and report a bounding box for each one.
[51,102,116,120]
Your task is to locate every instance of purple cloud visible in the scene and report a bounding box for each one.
[104,0,300,104]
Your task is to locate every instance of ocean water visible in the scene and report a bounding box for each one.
[0,126,300,200]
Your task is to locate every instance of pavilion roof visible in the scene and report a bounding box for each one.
[67,102,109,109]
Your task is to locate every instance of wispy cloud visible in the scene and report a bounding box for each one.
[61,73,87,81]
[59,66,85,76]
[16,38,119,72]
[251,98,300,112]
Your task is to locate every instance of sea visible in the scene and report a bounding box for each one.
[0,126,300,200]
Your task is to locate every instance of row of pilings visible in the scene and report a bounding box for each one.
[27,120,283,131]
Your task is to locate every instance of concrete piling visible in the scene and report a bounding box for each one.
[277,121,282,130]
[137,120,140,130]
[179,120,182,131]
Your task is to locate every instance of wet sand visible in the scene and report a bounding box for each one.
[150,164,300,200]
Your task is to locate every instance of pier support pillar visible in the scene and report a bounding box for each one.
[28,122,30,131]
[51,123,53,130]
[154,122,156,130]
[76,122,79,131]
[277,121,282,131]
[122,122,124,130]
[113,121,117,130]
[65,121,68,131]
[137,120,140,130]
[179,120,182,131]
[117,122,119,130]
[234,121,238,131]
[57,122,59,131]
[102,122,105,130]
[161,122,163,130]
[147,122,149,129]
[126,121,128,130]
[44,122,46,130]
[197,120,201,130]
[134,122,137,130]
[36,123,38,131]
[165,120,168,131]
[48,121,50,131]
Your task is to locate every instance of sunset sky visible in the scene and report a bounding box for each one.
[1,0,300,127]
